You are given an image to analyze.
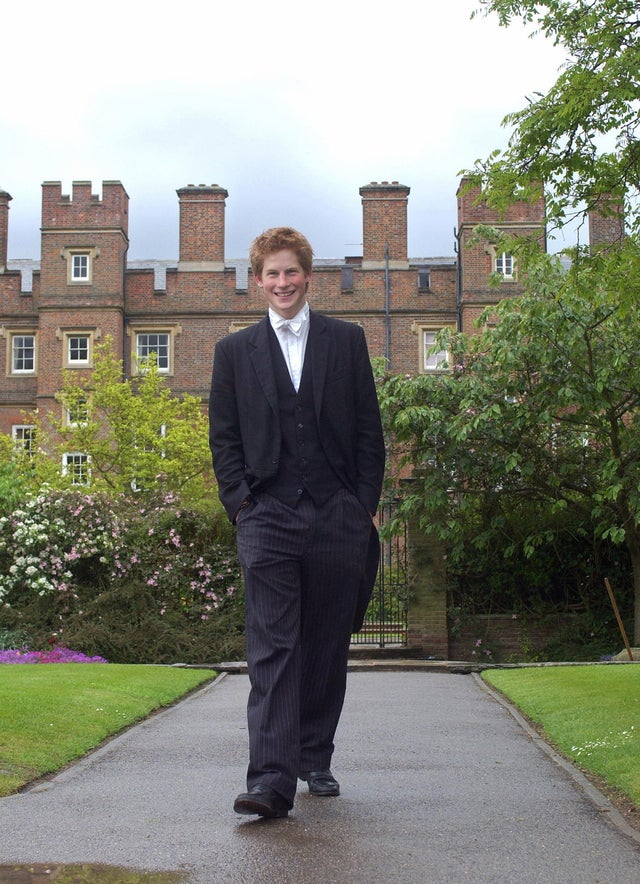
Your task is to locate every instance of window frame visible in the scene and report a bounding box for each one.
[65,395,90,428]
[62,452,91,486]
[65,332,92,367]
[12,424,36,456]
[412,322,456,374]
[71,253,89,281]
[62,246,99,285]
[131,328,175,375]
[9,332,37,375]
[495,250,516,280]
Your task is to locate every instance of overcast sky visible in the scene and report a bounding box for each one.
[2,1,568,262]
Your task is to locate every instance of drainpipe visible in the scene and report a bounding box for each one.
[454,226,462,332]
[384,243,391,369]
[122,248,129,380]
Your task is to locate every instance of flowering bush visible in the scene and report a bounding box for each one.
[110,492,240,623]
[0,488,122,605]
[471,637,494,661]
[0,489,244,664]
[0,646,107,664]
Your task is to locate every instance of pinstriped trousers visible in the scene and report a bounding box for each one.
[235,488,372,806]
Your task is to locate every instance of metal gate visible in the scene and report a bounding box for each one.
[351,504,408,647]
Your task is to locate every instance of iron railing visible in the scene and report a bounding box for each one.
[351,504,408,647]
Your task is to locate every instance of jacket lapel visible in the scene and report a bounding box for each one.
[248,317,279,416]
[309,311,329,421]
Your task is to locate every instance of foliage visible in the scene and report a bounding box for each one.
[0,488,122,604]
[540,610,625,661]
[0,627,30,650]
[447,502,633,620]
[46,338,213,504]
[0,433,40,517]
[470,0,640,236]
[379,238,640,641]
[0,489,245,664]
[465,0,640,637]
[0,436,25,517]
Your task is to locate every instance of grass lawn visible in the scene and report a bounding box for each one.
[0,664,216,797]
[483,664,640,813]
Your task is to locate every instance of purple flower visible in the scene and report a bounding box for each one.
[0,646,108,664]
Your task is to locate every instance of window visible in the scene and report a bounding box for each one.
[67,334,90,365]
[129,325,180,374]
[495,251,515,279]
[131,424,167,492]
[12,425,36,456]
[58,329,97,368]
[422,330,449,372]
[11,334,36,374]
[62,452,90,485]
[341,266,354,291]
[66,396,89,427]
[62,247,98,285]
[418,268,431,290]
[136,332,170,372]
[71,254,89,281]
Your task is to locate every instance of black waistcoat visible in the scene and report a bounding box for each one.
[266,327,344,508]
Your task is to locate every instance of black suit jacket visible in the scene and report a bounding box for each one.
[209,311,386,629]
[209,311,385,521]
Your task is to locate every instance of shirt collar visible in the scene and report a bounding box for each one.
[269,302,310,335]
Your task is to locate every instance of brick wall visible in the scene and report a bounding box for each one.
[0,176,553,438]
[448,613,577,663]
[456,177,546,333]
[588,194,625,247]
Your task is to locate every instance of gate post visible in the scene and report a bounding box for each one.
[406,516,449,658]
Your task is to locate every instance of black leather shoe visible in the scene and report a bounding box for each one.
[233,784,290,818]
[300,769,340,797]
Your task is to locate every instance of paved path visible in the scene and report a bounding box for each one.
[0,670,639,883]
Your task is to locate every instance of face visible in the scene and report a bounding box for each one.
[256,249,311,319]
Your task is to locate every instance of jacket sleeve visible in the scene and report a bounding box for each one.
[208,337,252,522]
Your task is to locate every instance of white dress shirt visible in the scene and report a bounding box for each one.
[268,303,310,392]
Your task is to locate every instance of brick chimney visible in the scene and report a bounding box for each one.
[359,181,410,268]
[0,188,12,271]
[588,194,625,248]
[176,184,228,270]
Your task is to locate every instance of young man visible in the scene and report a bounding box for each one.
[209,227,385,818]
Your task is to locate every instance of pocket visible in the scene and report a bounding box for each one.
[235,497,256,525]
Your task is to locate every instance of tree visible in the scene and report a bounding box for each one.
[48,339,214,502]
[458,0,640,640]
[470,0,640,236]
[0,434,29,517]
[381,233,640,642]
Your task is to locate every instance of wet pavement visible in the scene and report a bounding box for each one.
[0,668,639,883]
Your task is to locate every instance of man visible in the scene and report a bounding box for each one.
[209,227,385,819]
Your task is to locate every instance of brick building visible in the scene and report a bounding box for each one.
[0,177,545,457]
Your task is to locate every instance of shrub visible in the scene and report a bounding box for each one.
[0,489,245,664]
[0,488,122,606]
